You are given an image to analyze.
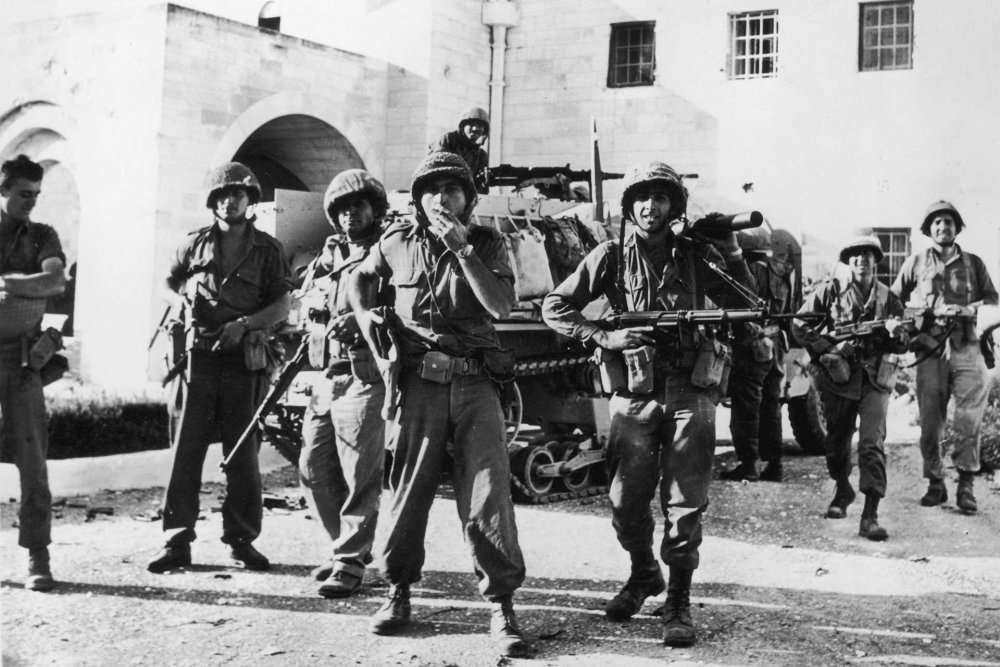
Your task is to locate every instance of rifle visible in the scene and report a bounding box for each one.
[220,335,310,472]
[603,309,826,331]
[488,163,625,189]
[828,317,916,343]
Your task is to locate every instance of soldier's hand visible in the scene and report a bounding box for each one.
[593,326,656,351]
[355,309,386,355]
[327,312,360,344]
[426,205,469,253]
[213,318,248,350]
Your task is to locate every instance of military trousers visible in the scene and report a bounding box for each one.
[607,373,721,572]
[0,342,51,549]
[817,378,889,497]
[916,341,990,479]
[378,370,526,600]
[161,349,264,547]
[729,348,784,465]
[299,373,385,579]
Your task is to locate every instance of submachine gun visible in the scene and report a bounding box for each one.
[827,316,917,344]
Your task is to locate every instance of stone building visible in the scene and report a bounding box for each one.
[3,0,997,388]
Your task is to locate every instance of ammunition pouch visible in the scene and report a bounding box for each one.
[243,329,268,371]
[873,354,901,392]
[622,345,656,395]
[27,327,63,371]
[40,354,69,386]
[819,353,852,384]
[416,350,482,385]
[690,338,732,393]
[750,335,775,363]
[594,347,627,394]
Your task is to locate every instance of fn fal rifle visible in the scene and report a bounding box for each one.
[603,308,826,332]
[827,317,916,343]
[220,334,310,472]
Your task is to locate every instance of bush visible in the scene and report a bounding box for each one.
[44,382,170,460]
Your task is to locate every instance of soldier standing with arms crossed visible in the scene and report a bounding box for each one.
[297,169,387,598]
[147,162,292,573]
[0,155,67,591]
[542,161,754,647]
[792,235,908,540]
[891,201,997,513]
[348,152,529,658]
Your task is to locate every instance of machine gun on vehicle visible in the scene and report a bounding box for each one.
[488,163,625,196]
[220,334,310,472]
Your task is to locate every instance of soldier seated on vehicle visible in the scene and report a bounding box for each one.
[541,160,755,648]
[430,106,490,194]
[792,234,908,541]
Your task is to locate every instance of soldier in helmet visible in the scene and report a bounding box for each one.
[0,154,67,592]
[347,152,529,658]
[430,106,490,194]
[296,169,388,598]
[720,224,792,482]
[542,161,755,647]
[792,234,908,540]
[891,202,997,513]
[148,162,293,573]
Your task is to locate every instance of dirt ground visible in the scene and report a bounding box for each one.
[3,420,1000,667]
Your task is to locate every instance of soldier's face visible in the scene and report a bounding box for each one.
[214,187,250,223]
[462,121,488,145]
[929,214,957,246]
[336,196,376,240]
[631,186,673,234]
[0,177,41,222]
[421,177,468,219]
[847,250,876,281]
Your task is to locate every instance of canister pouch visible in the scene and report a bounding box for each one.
[593,347,626,394]
[243,329,268,371]
[622,345,656,394]
[482,348,516,380]
[750,336,775,363]
[819,353,852,384]
[874,354,900,391]
[690,338,729,389]
[348,346,382,385]
[27,327,63,370]
[418,350,454,384]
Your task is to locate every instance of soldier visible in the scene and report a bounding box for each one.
[348,152,529,658]
[147,162,293,573]
[541,161,755,647]
[720,225,792,482]
[792,235,908,540]
[430,106,490,194]
[297,169,387,598]
[891,201,998,513]
[0,155,67,592]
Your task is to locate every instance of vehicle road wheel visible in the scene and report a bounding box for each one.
[555,441,591,493]
[788,383,826,456]
[511,444,555,500]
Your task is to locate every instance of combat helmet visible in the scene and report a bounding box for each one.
[458,106,490,134]
[920,200,965,236]
[620,161,687,222]
[838,234,884,264]
[204,162,262,208]
[323,169,388,226]
[410,152,477,219]
[737,225,773,258]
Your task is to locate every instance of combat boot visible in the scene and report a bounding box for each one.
[369,583,411,635]
[662,567,696,647]
[605,564,666,621]
[858,494,889,541]
[825,477,856,519]
[956,471,978,513]
[759,459,784,482]
[25,547,54,592]
[919,479,948,507]
[489,594,530,657]
[229,543,270,571]
[719,460,759,482]
[147,544,191,573]
[318,570,362,598]
[310,561,334,581]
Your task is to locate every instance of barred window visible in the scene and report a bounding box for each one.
[860,1,913,71]
[728,10,778,80]
[872,227,911,284]
[608,22,656,88]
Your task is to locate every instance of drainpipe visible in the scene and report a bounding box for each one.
[482,1,519,167]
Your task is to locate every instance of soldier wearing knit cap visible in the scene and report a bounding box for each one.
[148,161,293,574]
[347,152,529,658]
[792,233,908,540]
[296,169,388,598]
[891,201,998,513]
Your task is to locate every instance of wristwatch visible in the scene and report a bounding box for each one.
[455,244,474,260]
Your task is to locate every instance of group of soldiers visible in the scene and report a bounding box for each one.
[1,105,996,658]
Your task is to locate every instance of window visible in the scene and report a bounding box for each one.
[728,10,778,80]
[608,22,656,87]
[872,227,911,283]
[860,1,913,71]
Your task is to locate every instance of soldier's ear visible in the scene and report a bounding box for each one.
[464,196,479,219]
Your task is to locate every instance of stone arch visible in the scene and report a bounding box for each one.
[208,92,382,193]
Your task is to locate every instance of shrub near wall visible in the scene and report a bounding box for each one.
[43,384,170,460]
